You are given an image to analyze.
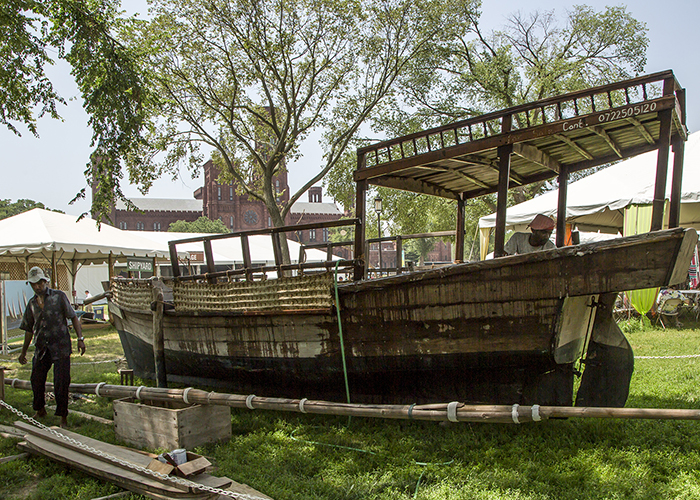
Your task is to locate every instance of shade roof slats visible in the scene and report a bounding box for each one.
[355,70,686,201]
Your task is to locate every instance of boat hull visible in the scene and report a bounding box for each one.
[110,228,697,405]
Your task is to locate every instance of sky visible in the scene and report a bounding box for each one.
[2,0,699,217]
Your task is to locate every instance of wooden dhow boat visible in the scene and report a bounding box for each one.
[109,70,697,406]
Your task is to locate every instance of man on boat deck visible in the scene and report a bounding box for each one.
[504,214,556,255]
[18,267,86,428]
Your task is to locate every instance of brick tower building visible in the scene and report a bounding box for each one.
[102,159,343,243]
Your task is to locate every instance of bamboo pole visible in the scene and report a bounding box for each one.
[6,379,700,424]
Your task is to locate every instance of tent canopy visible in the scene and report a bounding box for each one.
[479,131,700,234]
[0,208,174,264]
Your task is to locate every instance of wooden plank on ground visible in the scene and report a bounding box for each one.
[0,452,29,464]
[14,422,274,499]
[0,424,24,438]
[19,437,206,499]
[14,422,231,493]
[46,405,114,426]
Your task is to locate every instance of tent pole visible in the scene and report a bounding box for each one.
[108,253,114,283]
[51,251,57,289]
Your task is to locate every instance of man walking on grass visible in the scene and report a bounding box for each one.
[18,267,86,428]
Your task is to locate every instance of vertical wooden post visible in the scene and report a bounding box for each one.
[152,257,157,278]
[668,87,686,229]
[455,194,465,263]
[168,244,180,278]
[556,165,569,247]
[354,177,367,281]
[241,235,253,281]
[396,236,403,274]
[203,239,216,283]
[668,137,685,229]
[152,287,167,388]
[0,367,5,402]
[271,232,283,277]
[493,144,513,258]
[651,108,672,231]
[651,78,676,232]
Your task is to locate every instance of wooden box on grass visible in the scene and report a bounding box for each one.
[113,398,231,450]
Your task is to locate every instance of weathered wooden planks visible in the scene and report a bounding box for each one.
[15,421,272,499]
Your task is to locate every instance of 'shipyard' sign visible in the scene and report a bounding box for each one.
[127,258,154,273]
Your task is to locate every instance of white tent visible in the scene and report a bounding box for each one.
[0,208,175,294]
[478,131,700,259]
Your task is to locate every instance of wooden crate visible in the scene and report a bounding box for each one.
[113,398,231,450]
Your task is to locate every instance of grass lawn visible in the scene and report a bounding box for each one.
[2,320,700,500]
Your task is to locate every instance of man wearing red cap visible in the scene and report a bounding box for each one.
[503,214,556,255]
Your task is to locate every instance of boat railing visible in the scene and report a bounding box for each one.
[357,70,682,171]
[302,230,458,279]
[167,218,361,283]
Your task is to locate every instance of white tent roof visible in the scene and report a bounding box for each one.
[479,131,700,233]
[130,231,338,265]
[0,208,173,264]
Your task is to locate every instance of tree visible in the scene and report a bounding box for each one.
[1,0,153,222]
[168,216,229,234]
[0,199,62,220]
[123,0,478,263]
[326,4,649,258]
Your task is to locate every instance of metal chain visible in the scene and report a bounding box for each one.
[0,399,267,500]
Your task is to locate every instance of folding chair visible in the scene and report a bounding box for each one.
[655,293,685,329]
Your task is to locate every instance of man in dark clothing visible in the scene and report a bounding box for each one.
[18,266,86,428]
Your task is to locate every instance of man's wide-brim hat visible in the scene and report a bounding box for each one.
[27,266,48,284]
[528,214,555,231]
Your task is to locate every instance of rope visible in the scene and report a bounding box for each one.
[334,261,352,405]
[635,354,700,359]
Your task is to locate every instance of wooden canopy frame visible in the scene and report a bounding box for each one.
[353,70,687,278]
